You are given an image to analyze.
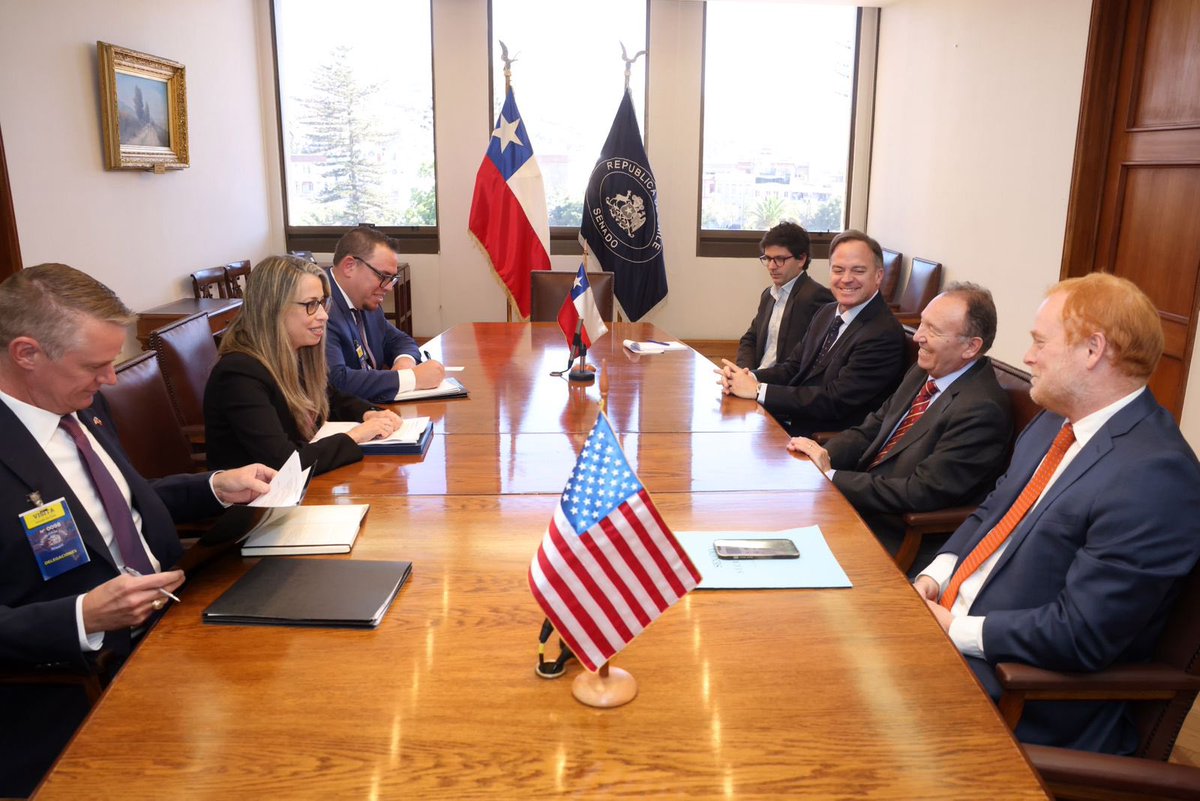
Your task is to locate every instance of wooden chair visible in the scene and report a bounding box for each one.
[191,266,229,299]
[98,352,199,478]
[529,271,616,323]
[224,260,251,298]
[893,359,1041,572]
[998,557,1200,800]
[881,248,904,305]
[892,256,942,327]
[150,312,220,456]
[1023,743,1200,800]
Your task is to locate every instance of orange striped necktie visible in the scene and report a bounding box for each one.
[868,378,938,470]
[940,423,1076,610]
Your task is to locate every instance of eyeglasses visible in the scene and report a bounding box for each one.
[354,256,401,289]
[294,296,332,316]
[759,254,795,267]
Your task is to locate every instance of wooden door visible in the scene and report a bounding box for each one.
[1062,0,1200,419]
[0,123,21,280]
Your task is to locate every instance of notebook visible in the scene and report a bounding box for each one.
[202,558,412,629]
[393,377,468,402]
[313,417,434,455]
[240,504,369,556]
[623,339,688,354]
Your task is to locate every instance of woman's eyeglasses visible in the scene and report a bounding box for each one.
[294,296,332,315]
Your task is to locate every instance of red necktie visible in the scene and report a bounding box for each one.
[940,423,1076,609]
[868,378,938,470]
[59,415,155,574]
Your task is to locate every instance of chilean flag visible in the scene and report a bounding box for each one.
[468,87,551,318]
[557,263,609,349]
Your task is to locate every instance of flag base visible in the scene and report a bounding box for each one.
[572,664,637,708]
[569,354,595,383]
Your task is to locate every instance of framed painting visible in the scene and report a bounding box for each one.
[97,42,189,172]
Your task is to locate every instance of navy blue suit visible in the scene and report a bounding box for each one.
[0,396,221,795]
[325,269,422,403]
[940,389,1200,753]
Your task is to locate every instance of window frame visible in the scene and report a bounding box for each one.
[270,0,440,255]
[695,6,868,260]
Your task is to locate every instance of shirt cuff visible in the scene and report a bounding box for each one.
[917,552,958,592]
[392,368,417,398]
[949,615,986,658]
[824,469,836,480]
[76,594,104,652]
[756,382,768,404]
[208,471,232,508]
[393,354,417,367]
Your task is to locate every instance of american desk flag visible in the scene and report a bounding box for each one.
[469,86,551,318]
[529,413,701,673]
[556,263,608,350]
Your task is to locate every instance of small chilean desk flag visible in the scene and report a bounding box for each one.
[556,263,609,349]
[528,412,701,672]
[468,86,551,318]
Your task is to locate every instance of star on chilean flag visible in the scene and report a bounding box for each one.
[468,87,551,318]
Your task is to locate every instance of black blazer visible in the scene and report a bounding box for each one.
[825,358,1013,540]
[736,272,834,369]
[204,352,371,475]
[754,293,906,435]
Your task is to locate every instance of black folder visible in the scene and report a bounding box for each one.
[202,558,412,628]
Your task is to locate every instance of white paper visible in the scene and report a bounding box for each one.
[313,417,430,445]
[677,527,852,589]
[623,339,688,354]
[248,451,312,507]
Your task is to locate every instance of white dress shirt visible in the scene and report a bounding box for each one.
[757,274,801,370]
[331,274,418,396]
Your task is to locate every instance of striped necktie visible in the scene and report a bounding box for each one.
[940,423,1076,609]
[816,314,844,361]
[868,379,939,470]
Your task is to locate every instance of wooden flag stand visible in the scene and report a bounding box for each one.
[570,360,638,708]
[573,661,638,708]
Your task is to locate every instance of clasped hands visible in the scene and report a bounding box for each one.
[715,359,760,399]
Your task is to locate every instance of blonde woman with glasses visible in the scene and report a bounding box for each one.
[204,255,401,475]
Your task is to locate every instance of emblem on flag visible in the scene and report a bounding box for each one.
[528,413,700,673]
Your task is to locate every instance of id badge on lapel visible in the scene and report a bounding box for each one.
[355,340,369,368]
[20,497,91,580]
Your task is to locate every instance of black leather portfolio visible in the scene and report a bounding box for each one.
[202,558,412,628]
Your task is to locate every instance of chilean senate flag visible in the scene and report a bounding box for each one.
[556,263,609,349]
[469,87,551,318]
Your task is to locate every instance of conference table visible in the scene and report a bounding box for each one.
[35,323,1049,799]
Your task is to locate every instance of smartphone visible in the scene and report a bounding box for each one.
[713,538,800,560]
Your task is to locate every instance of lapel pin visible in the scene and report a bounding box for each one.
[92,416,103,426]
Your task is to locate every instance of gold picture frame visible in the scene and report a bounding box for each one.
[97,41,189,172]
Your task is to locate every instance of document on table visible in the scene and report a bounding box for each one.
[248,451,311,507]
[313,417,430,446]
[241,504,370,556]
[623,339,689,354]
[678,527,852,589]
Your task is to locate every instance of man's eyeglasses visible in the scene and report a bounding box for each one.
[294,296,332,316]
[354,256,401,289]
[759,254,795,267]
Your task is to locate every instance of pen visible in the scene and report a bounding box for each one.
[123,566,182,603]
[648,340,672,347]
[423,349,432,361]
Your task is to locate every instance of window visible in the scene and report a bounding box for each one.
[490,0,647,249]
[700,3,859,255]
[272,0,437,252]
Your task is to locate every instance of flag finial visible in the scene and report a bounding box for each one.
[620,42,646,92]
[499,40,516,91]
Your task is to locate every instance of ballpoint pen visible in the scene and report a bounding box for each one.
[123,566,182,603]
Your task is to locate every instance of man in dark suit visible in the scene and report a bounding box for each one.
[325,226,445,403]
[915,273,1200,754]
[735,222,834,369]
[788,283,1012,559]
[719,230,906,436]
[0,264,274,797]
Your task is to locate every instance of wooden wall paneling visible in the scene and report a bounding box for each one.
[0,123,22,279]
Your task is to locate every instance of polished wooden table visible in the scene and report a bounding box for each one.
[36,323,1048,800]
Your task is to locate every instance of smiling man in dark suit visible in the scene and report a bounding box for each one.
[0,264,274,797]
[719,229,906,436]
[736,222,834,370]
[787,283,1012,560]
[915,273,1200,754]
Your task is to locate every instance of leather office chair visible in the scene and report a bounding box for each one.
[881,248,904,306]
[191,266,229,300]
[98,352,198,478]
[529,271,616,323]
[224,260,251,298]
[892,256,942,327]
[892,359,1041,572]
[150,312,220,455]
[1023,744,1200,800]
[997,558,1200,800]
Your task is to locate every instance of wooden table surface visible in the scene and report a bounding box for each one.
[35,323,1048,800]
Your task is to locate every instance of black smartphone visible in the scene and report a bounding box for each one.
[713,538,800,559]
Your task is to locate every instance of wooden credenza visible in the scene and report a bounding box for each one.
[135,296,242,349]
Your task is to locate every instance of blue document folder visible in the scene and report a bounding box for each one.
[678,527,852,589]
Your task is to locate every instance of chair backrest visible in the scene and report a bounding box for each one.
[98,352,197,479]
[881,248,904,304]
[224,260,251,298]
[990,359,1041,464]
[529,271,616,323]
[191,266,229,299]
[1136,558,1200,760]
[897,257,943,315]
[902,324,920,369]
[149,312,220,431]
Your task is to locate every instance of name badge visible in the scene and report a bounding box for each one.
[355,342,368,366]
[20,497,90,580]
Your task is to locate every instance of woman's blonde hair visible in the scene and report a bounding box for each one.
[219,255,331,438]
